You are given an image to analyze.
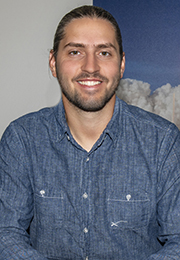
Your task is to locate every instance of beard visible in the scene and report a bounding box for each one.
[56,70,121,112]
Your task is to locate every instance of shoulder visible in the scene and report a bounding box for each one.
[12,106,55,133]
[16,105,57,125]
[1,103,62,144]
[117,97,178,133]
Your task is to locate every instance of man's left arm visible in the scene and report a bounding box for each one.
[147,124,180,259]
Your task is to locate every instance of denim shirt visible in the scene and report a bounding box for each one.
[1,97,180,260]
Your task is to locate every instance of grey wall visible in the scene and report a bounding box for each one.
[0,0,92,137]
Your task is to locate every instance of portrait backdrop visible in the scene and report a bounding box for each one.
[93,0,180,92]
[93,0,180,129]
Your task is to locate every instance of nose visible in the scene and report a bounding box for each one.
[81,53,100,74]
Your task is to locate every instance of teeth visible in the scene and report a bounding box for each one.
[78,81,101,86]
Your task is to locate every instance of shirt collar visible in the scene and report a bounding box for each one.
[102,96,122,142]
[53,99,70,142]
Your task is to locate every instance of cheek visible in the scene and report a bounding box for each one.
[58,60,80,77]
[103,63,120,80]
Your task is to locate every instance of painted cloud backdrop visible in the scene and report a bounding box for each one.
[117,79,180,129]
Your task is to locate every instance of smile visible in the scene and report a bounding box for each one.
[78,81,101,86]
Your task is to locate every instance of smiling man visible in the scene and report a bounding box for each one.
[51,18,122,112]
[49,15,124,151]
[1,5,180,260]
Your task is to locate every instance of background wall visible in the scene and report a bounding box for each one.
[0,0,92,137]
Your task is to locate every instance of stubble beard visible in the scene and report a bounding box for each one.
[56,70,121,112]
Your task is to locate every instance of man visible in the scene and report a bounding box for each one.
[0,5,180,260]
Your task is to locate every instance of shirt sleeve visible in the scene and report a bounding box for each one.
[0,123,48,260]
[147,124,180,259]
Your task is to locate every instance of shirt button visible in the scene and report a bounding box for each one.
[86,157,89,162]
[85,257,88,260]
[66,134,70,140]
[40,190,45,196]
[83,192,88,199]
[83,227,88,233]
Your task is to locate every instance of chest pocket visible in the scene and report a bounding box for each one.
[107,194,150,230]
[34,190,65,227]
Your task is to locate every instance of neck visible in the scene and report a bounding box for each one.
[63,95,116,152]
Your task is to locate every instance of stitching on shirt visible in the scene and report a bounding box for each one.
[36,194,64,199]
[107,198,150,202]
[111,220,128,227]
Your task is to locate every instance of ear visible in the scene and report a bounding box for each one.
[120,52,125,78]
[49,50,57,78]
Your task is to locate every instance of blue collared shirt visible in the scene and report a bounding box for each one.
[1,97,180,260]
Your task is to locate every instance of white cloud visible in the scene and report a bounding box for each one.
[116,78,180,129]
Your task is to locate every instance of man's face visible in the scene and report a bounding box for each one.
[50,17,125,112]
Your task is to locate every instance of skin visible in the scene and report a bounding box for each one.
[49,17,125,151]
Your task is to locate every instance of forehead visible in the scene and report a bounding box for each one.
[61,17,118,48]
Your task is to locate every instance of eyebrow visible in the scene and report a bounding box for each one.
[96,43,117,51]
[64,42,85,49]
[64,42,117,51]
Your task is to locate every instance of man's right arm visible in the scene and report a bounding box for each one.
[0,233,48,259]
[0,123,48,259]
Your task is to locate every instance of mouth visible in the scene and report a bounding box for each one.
[77,80,102,86]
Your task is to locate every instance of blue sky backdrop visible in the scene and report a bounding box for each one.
[93,0,180,92]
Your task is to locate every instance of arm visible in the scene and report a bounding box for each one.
[147,125,180,259]
[0,123,48,260]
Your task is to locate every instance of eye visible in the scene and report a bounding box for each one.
[69,50,80,55]
[99,51,110,57]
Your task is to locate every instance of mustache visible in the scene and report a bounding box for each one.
[73,72,108,82]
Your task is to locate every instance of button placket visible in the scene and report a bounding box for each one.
[80,153,91,258]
